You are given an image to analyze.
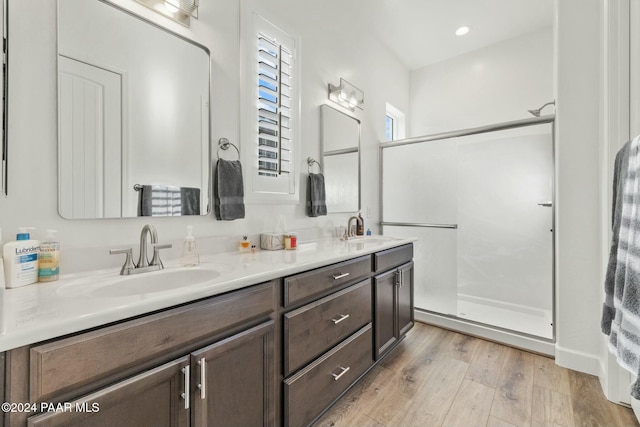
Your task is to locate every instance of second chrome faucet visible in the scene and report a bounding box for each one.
[110,224,172,275]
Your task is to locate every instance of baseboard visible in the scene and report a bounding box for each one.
[554,343,602,376]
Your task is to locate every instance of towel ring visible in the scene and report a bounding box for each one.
[217,137,240,160]
[307,157,322,173]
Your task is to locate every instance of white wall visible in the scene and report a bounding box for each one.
[555,0,604,375]
[0,0,409,272]
[409,27,554,135]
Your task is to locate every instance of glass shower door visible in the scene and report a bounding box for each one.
[381,123,554,339]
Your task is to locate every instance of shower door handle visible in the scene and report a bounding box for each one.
[537,201,553,207]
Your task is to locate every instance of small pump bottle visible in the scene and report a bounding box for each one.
[39,230,60,282]
[181,226,200,267]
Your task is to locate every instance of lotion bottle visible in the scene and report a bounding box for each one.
[38,230,60,282]
[3,227,40,288]
[181,225,199,267]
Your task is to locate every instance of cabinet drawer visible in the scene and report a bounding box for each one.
[374,243,413,273]
[284,324,373,427]
[284,280,371,376]
[30,281,276,402]
[284,255,371,307]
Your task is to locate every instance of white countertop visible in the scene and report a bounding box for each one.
[0,235,414,352]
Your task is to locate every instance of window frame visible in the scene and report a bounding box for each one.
[385,102,406,142]
[241,10,300,204]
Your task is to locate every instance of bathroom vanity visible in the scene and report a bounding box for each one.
[0,238,414,427]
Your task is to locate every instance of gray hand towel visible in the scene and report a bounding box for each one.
[180,187,201,216]
[306,173,327,217]
[214,159,245,220]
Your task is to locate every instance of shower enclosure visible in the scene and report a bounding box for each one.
[380,116,554,351]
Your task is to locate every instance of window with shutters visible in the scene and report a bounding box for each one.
[242,12,299,202]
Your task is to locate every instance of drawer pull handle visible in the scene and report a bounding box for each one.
[332,272,350,280]
[181,365,190,410]
[332,314,350,324]
[197,357,206,400]
[332,366,350,381]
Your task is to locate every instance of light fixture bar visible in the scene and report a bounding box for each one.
[328,78,364,111]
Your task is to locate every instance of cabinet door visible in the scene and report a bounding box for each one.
[374,262,415,360]
[27,356,190,427]
[398,262,414,337]
[374,269,398,359]
[191,320,275,427]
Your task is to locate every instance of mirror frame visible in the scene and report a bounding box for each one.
[56,0,212,219]
[320,104,361,213]
[1,0,6,196]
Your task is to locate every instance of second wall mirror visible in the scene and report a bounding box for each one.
[320,104,360,213]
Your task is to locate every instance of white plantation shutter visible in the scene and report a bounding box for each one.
[257,34,292,177]
[243,13,298,201]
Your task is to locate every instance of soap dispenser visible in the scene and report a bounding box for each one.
[181,226,200,267]
[3,227,40,288]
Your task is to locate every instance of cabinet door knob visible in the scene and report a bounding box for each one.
[331,366,350,381]
[331,314,350,325]
[181,365,190,410]
[197,357,206,400]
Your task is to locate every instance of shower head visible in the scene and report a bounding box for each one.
[528,100,555,117]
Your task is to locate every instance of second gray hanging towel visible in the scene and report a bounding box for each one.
[306,173,327,217]
[214,159,245,220]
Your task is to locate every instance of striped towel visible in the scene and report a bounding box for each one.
[602,135,640,398]
[138,185,182,216]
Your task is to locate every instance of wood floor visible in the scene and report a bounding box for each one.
[315,322,639,427]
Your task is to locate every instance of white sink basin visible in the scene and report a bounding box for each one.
[57,266,230,298]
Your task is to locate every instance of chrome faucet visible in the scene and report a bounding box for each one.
[138,224,158,268]
[110,224,172,275]
[344,215,363,240]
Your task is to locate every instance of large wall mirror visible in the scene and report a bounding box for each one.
[57,0,210,219]
[320,105,360,213]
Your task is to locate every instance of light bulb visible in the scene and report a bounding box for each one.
[455,26,470,36]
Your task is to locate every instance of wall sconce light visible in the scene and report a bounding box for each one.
[134,0,198,27]
[328,78,364,111]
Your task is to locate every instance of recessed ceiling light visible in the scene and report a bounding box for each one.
[456,26,470,36]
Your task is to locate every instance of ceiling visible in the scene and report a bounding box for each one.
[344,0,555,71]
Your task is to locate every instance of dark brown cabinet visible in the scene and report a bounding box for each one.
[28,356,191,427]
[374,261,414,360]
[192,320,275,427]
[28,321,276,427]
[5,282,277,427]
